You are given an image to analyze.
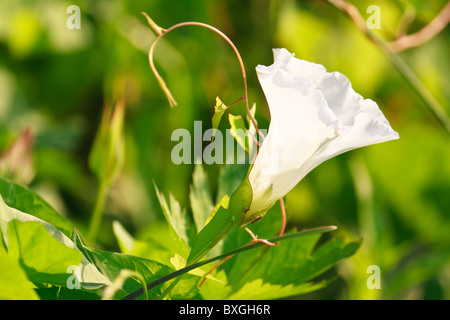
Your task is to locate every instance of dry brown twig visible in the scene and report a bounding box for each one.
[389,1,450,52]
[327,0,450,132]
[328,0,450,52]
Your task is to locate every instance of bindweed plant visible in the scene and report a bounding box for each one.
[0,13,399,300]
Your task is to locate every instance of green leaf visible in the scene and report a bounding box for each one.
[0,195,111,290]
[0,245,39,300]
[6,220,83,287]
[186,176,253,264]
[112,220,134,253]
[187,204,235,265]
[246,103,258,158]
[84,247,200,299]
[36,287,100,300]
[113,220,183,266]
[204,195,230,227]
[83,247,169,299]
[0,177,74,238]
[198,263,331,300]
[122,225,338,300]
[102,269,149,300]
[189,164,214,232]
[153,181,195,252]
[228,113,249,152]
[201,195,230,259]
[219,202,360,298]
[226,278,332,300]
[211,96,229,141]
[170,253,223,284]
[226,232,361,291]
[216,163,250,203]
[197,269,231,300]
[221,199,283,272]
[229,175,253,222]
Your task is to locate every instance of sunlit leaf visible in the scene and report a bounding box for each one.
[6,220,83,287]
[84,246,201,300]
[226,278,332,300]
[211,96,229,141]
[216,163,250,203]
[0,195,110,290]
[153,181,195,252]
[228,113,248,152]
[170,253,223,283]
[0,245,39,300]
[123,225,339,300]
[83,246,170,299]
[0,177,73,238]
[226,232,361,291]
[113,220,181,266]
[189,164,214,232]
[187,176,253,264]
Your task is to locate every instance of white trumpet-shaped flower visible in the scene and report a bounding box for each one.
[246,48,399,220]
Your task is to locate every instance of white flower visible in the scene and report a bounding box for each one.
[246,48,399,219]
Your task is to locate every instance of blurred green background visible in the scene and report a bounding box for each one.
[0,0,449,300]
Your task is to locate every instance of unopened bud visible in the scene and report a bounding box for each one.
[0,128,34,185]
[89,99,125,184]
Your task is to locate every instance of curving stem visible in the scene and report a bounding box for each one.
[145,17,265,141]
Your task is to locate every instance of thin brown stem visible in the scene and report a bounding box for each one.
[228,96,246,108]
[197,254,234,289]
[198,226,277,289]
[395,5,416,39]
[389,1,450,52]
[244,227,277,247]
[278,197,286,237]
[148,37,177,107]
[247,128,261,148]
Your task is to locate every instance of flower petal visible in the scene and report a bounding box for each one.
[301,99,399,176]
[250,52,341,214]
[247,48,399,216]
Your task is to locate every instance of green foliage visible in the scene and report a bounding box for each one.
[6,220,82,287]
[0,168,355,300]
[211,97,230,142]
[154,181,194,253]
[0,178,74,238]
[0,0,448,301]
[0,246,39,300]
[189,164,215,233]
[228,114,249,153]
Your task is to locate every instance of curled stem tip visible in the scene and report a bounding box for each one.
[141,12,166,37]
[145,18,264,137]
[148,38,178,107]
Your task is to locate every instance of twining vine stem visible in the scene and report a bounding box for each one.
[145,15,266,140]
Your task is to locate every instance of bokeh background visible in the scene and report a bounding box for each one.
[0,0,449,299]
